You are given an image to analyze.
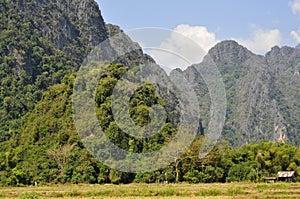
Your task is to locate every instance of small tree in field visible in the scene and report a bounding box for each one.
[47,143,75,180]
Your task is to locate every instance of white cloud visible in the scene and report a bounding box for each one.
[173,24,219,53]
[147,24,219,71]
[291,30,300,42]
[233,27,282,54]
[289,1,300,44]
[290,0,300,15]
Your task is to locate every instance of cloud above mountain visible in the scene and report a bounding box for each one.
[172,24,219,53]
[291,30,300,42]
[290,0,300,15]
[233,27,282,55]
[144,25,282,71]
[145,24,219,71]
[289,0,300,43]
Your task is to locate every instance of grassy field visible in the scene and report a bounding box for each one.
[0,182,300,199]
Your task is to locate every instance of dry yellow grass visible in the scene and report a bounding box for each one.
[0,182,299,198]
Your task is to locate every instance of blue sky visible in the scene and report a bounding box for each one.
[96,0,300,70]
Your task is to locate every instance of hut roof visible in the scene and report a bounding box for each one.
[277,171,295,178]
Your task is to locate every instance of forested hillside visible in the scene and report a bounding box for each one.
[2,64,300,185]
[0,0,107,142]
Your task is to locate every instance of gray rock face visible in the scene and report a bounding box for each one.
[104,24,155,67]
[182,40,300,146]
[14,0,107,50]
[265,46,300,145]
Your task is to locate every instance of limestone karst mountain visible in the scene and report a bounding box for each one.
[1,0,300,185]
[184,40,300,146]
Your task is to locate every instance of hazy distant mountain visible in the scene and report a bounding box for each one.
[183,41,300,146]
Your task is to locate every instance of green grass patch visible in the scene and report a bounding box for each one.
[195,188,221,196]
[19,192,41,199]
[0,183,299,198]
[227,187,245,196]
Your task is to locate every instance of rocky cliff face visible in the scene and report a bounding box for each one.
[14,0,107,50]
[105,24,155,67]
[183,41,300,146]
[0,0,109,141]
[266,46,300,145]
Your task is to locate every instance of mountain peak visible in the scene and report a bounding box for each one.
[208,40,253,65]
[266,45,299,67]
[209,40,247,51]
